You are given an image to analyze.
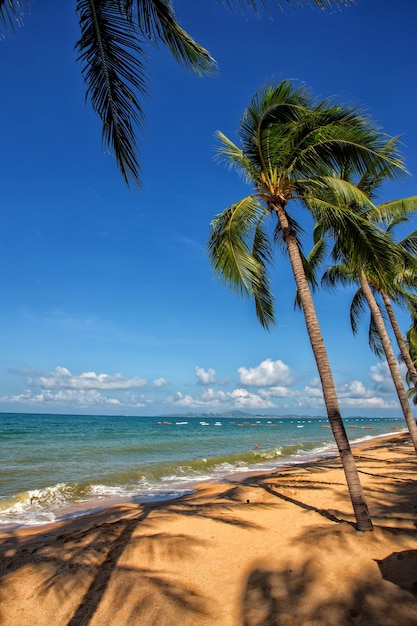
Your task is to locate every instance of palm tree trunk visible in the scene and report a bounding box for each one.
[359,273,417,452]
[380,289,417,388]
[274,203,373,531]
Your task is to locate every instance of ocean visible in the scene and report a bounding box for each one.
[0,412,405,528]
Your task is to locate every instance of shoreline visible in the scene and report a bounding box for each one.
[1,431,416,624]
[0,427,406,532]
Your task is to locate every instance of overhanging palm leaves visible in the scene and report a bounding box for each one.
[74,0,215,187]
[76,0,147,187]
[1,0,215,187]
[219,0,356,16]
[0,1,356,186]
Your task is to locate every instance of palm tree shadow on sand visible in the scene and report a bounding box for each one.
[241,555,417,626]
[239,454,417,626]
[0,487,273,625]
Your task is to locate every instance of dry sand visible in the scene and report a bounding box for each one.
[0,432,417,625]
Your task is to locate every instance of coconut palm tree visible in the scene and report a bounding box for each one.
[373,209,417,390]
[322,255,417,453]
[207,79,405,531]
[405,323,417,404]
[0,0,355,186]
[316,186,417,452]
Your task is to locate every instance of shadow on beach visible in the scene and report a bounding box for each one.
[241,553,417,626]
[0,482,274,625]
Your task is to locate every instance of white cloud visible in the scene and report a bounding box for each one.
[260,386,297,399]
[369,361,403,393]
[1,366,153,410]
[166,387,274,410]
[195,366,216,385]
[238,359,294,387]
[153,378,168,388]
[32,366,147,390]
[303,378,324,399]
[336,377,397,408]
[228,388,275,409]
[0,388,150,408]
[166,391,204,408]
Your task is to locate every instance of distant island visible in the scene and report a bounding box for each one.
[164,410,326,420]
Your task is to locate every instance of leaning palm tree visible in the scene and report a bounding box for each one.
[316,185,417,452]
[405,323,417,404]
[208,80,405,531]
[373,209,417,390]
[322,255,417,453]
[0,0,356,186]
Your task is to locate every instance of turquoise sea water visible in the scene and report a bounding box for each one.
[0,412,405,527]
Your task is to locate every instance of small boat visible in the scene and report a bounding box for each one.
[200,421,209,426]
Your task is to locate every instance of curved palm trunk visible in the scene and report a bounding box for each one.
[274,203,373,531]
[359,273,417,452]
[380,289,417,388]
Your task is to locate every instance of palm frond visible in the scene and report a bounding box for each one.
[0,0,28,33]
[208,195,269,295]
[398,234,417,263]
[305,192,403,286]
[76,0,147,187]
[215,131,259,184]
[369,196,417,226]
[130,0,215,75]
[218,0,356,16]
[368,310,385,357]
[356,137,405,200]
[239,80,311,174]
[296,113,406,181]
[322,263,356,291]
[252,222,275,327]
[293,244,321,309]
[305,176,374,212]
[349,287,367,335]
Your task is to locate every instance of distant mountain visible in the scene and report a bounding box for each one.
[163,410,325,419]
[164,409,249,419]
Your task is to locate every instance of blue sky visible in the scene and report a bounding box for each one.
[0,0,416,416]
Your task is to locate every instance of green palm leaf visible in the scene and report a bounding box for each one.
[76,0,147,187]
[208,195,274,327]
[129,0,216,75]
[215,131,259,184]
[349,287,367,336]
[0,0,28,32]
[219,0,356,16]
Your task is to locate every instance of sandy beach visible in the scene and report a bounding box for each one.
[0,432,416,625]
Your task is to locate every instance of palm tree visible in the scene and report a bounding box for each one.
[207,80,405,531]
[0,0,355,187]
[374,209,417,391]
[323,258,417,453]
[317,193,417,452]
[405,323,417,404]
